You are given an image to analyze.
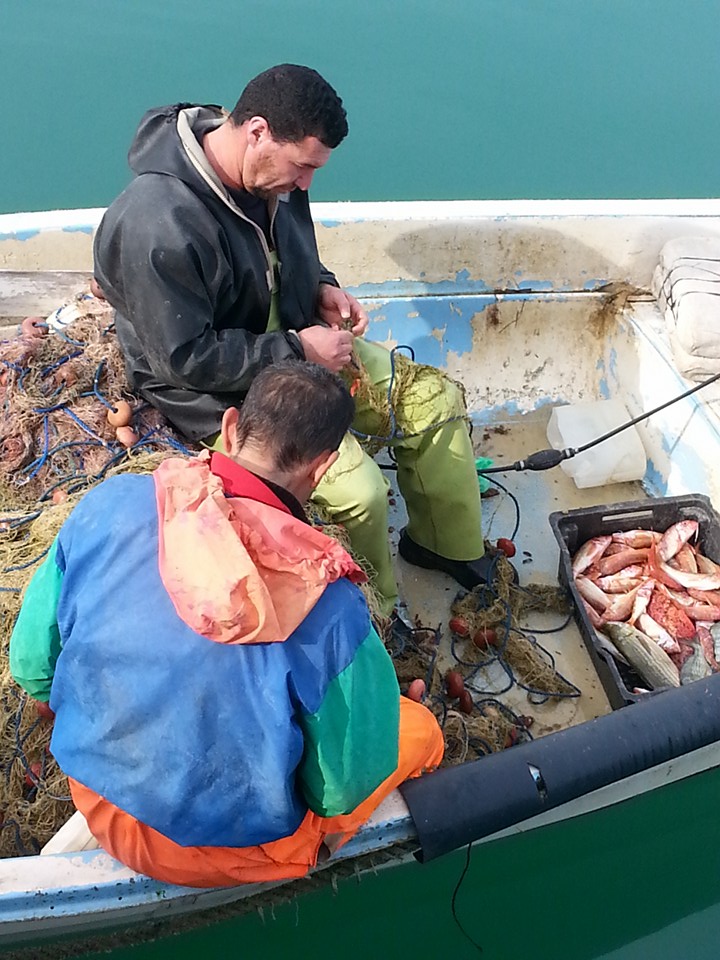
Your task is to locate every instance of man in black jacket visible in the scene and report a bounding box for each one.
[94,64,494,621]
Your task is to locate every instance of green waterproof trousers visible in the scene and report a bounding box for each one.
[311,339,484,616]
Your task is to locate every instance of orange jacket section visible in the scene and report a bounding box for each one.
[154,452,365,645]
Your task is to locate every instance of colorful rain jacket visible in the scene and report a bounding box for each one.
[10,453,401,848]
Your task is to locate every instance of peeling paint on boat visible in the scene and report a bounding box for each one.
[0,231,40,243]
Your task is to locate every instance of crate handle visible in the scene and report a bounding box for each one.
[600,509,655,524]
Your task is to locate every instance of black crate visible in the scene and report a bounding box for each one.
[549,494,720,709]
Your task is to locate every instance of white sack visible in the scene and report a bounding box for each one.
[652,237,720,380]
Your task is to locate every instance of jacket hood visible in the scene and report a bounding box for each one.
[127,102,226,188]
[153,454,366,645]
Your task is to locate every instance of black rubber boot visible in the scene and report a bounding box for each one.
[398,528,518,589]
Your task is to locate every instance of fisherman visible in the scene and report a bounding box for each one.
[92,63,495,628]
[10,362,444,887]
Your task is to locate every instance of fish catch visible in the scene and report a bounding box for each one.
[679,641,712,684]
[571,518,720,692]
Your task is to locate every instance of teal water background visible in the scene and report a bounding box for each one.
[3,1,720,957]
[2,0,720,213]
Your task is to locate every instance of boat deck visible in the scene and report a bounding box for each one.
[393,407,645,741]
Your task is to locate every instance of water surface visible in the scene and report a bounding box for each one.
[2,0,719,212]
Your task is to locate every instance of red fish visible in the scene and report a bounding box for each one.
[696,625,720,672]
[682,604,720,622]
[572,536,612,575]
[596,576,644,594]
[629,578,656,625]
[696,553,720,576]
[671,641,696,670]
[636,613,681,654]
[612,530,660,549]
[603,586,641,623]
[648,542,720,591]
[687,588,720,606]
[670,544,698,574]
[647,589,696,639]
[597,549,649,577]
[576,576,611,612]
[581,598,604,629]
[657,520,698,562]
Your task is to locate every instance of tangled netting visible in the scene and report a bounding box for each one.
[386,549,581,765]
[0,295,193,508]
[342,347,469,456]
[0,290,200,857]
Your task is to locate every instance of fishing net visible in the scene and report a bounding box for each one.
[384,550,580,766]
[0,290,198,856]
[0,293,192,508]
[343,347,469,456]
[449,574,579,700]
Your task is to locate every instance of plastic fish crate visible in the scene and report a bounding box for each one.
[549,493,720,709]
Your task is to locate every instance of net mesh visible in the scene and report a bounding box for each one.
[384,557,577,766]
[0,290,196,856]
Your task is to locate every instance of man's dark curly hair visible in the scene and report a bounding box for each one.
[229,64,348,149]
[235,361,354,471]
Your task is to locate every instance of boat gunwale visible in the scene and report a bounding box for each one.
[4,198,720,233]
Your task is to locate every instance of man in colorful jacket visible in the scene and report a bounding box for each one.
[10,362,444,887]
[92,63,495,627]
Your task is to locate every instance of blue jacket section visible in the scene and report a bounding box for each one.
[49,474,376,847]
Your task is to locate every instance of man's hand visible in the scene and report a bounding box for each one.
[298,326,354,372]
[316,283,369,337]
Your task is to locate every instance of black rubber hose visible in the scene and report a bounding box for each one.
[400,672,720,863]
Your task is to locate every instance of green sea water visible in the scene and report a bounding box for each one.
[2,0,720,212]
[3,1,720,956]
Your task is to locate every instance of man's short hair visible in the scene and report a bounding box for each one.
[230,64,348,149]
[236,361,354,471]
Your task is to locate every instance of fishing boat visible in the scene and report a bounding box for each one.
[2,198,720,953]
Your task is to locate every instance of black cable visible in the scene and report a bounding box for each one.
[575,370,720,452]
[450,843,484,954]
[478,369,720,475]
[485,475,520,541]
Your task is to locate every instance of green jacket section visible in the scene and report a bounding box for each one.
[10,539,63,703]
[299,626,400,817]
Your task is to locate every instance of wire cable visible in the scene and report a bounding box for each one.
[450,844,484,954]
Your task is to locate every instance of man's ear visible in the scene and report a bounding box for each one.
[220,406,240,456]
[246,116,270,146]
[310,449,339,490]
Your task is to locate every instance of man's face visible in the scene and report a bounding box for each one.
[244,128,331,199]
